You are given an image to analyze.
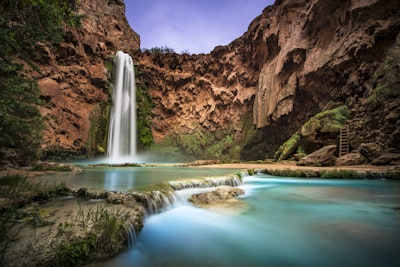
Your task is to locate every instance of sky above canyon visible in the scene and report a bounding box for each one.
[125,0,275,54]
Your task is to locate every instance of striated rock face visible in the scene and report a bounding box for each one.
[136,0,400,160]
[25,0,140,156]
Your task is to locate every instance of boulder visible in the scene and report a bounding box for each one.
[359,143,383,162]
[297,145,337,166]
[371,153,400,165]
[336,152,367,166]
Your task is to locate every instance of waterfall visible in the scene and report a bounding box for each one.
[169,175,243,191]
[107,51,137,163]
[131,190,182,215]
[127,225,138,250]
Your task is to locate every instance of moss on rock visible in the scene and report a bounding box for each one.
[274,132,301,160]
[88,102,110,158]
[274,106,351,160]
[301,105,350,137]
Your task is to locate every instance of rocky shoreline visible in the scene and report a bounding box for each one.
[0,168,245,267]
[1,161,399,266]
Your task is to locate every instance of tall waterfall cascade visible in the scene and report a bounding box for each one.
[107,51,137,163]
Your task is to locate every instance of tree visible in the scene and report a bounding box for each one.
[0,0,80,163]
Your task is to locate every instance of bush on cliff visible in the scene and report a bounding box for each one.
[301,105,350,137]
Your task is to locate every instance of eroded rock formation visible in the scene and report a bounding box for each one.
[24,0,140,157]
[28,0,399,163]
[136,0,400,161]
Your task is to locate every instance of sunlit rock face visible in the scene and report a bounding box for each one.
[25,0,140,155]
[137,0,400,159]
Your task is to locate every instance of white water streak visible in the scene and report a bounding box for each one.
[107,51,137,163]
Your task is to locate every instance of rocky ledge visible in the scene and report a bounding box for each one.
[188,187,249,214]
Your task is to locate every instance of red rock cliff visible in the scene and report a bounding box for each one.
[26,0,139,157]
[29,0,400,162]
[136,0,400,161]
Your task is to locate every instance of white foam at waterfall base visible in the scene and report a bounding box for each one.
[107,51,137,163]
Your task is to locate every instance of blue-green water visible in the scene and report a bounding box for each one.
[42,166,236,191]
[97,174,400,267]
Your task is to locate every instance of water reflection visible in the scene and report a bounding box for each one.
[42,166,237,191]
[104,171,135,191]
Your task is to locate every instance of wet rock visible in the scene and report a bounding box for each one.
[107,192,137,206]
[74,188,109,199]
[188,187,245,206]
[297,145,337,167]
[124,206,145,232]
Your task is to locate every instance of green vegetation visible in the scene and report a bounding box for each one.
[29,163,73,172]
[320,169,361,179]
[274,132,300,160]
[0,173,70,263]
[136,82,154,148]
[301,105,350,137]
[235,171,243,181]
[261,168,400,179]
[273,106,351,160]
[0,0,80,163]
[158,123,242,161]
[129,182,172,193]
[88,102,110,157]
[366,84,397,109]
[52,205,129,266]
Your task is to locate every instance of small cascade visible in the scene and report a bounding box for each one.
[130,190,181,215]
[169,175,242,191]
[107,51,137,163]
[127,225,138,250]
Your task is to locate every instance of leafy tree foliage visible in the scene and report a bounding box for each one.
[0,0,79,163]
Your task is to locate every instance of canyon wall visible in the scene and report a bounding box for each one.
[24,0,140,158]
[136,0,400,161]
[28,0,399,162]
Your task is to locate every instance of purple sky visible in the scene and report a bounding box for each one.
[125,0,275,54]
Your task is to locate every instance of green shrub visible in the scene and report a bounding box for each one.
[274,132,300,160]
[320,169,361,179]
[30,163,72,172]
[53,205,129,266]
[247,169,255,176]
[301,105,350,136]
[136,82,154,148]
